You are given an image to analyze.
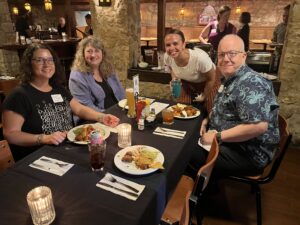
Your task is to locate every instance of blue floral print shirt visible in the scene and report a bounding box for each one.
[209,64,280,167]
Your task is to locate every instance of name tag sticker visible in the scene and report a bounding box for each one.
[51,94,63,103]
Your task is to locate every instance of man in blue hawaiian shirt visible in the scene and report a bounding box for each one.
[189,34,280,177]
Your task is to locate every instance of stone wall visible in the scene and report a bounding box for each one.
[278,1,300,145]
[91,0,172,98]
[0,0,19,77]
[91,0,141,82]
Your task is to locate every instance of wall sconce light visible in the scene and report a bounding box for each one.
[235,6,241,14]
[99,0,112,7]
[24,3,31,12]
[12,7,19,15]
[180,4,185,16]
[44,0,53,11]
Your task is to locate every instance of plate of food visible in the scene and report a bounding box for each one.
[67,124,110,144]
[169,103,200,119]
[114,145,164,175]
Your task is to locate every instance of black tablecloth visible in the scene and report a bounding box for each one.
[0,103,202,225]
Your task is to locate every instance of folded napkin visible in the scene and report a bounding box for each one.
[95,122,117,133]
[197,138,211,152]
[96,173,145,201]
[153,127,186,139]
[29,156,74,176]
[150,102,169,115]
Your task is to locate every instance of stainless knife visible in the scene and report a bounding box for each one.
[30,163,62,174]
[98,182,139,198]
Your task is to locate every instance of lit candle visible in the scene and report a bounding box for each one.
[117,123,132,148]
[27,186,56,225]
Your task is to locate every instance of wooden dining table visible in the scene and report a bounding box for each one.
[0,101,202,225]
[250,39,273,51]
[141,37,157,46]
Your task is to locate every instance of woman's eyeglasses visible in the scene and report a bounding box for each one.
[32,58,55,65]
[217,51,244,59]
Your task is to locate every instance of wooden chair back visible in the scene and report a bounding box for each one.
[262,114,291,182]
[0,140,15,172]
[179,190,192,225]
[193,136,219,197]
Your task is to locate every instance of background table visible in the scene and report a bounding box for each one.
[0,102,202,225]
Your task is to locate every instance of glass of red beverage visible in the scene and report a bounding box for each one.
[88,140,106,172]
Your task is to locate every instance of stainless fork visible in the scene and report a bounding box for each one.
[105,173,139,193]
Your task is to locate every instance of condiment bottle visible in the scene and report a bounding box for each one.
[138,116,145,130]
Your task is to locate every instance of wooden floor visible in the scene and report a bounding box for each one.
[202,147,300,225]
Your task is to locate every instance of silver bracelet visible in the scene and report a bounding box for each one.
[36,134,43,145]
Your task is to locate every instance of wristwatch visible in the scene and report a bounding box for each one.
[216,132,222,144]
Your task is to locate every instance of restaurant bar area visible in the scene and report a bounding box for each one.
[0,0,299,225]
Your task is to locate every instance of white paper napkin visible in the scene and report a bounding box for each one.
[198,138,211,152]
[96,173,145,201]
[95,122,117,133]
[153,127,186,139]
[29,156,74,176]
[150,102,169,115]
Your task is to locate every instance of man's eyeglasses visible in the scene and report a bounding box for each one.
[217,51,244,59]
[32,58,55,65]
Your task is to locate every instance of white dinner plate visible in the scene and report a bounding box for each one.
[118,98,155,109]
[114,145,164,175]
[67,123,110,145]
[168,105,200,119]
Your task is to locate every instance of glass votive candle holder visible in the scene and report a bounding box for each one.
[117,123,132,148]
[27,186,56,225]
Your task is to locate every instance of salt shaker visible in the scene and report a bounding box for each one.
[138,117,145,130]
[146,108,156,122]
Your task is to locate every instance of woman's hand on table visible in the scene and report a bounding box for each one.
[102,114,120,127]
[43,131,68,145]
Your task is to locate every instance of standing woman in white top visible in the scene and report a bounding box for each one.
[164,28,218,113]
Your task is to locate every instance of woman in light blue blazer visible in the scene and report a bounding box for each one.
[69,37,125,124]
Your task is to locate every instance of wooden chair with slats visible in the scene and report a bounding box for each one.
[0,140,15,172]
[227,115,292,225]
[161,136,220,225]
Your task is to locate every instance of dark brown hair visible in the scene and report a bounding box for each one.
[240,12,251,24]
[164,28,185,43]
[20,43,65,86]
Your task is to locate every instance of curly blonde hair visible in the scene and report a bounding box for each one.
[71,36,114,79]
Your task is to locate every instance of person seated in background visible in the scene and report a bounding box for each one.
[164,28,217,113]
[69,36,125,124]
[199,5,236,54]
[188,34,279,179]
[237,12,251,52]
[84,14,93,36]
[57,17,67,36]
[2,43,119,161]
